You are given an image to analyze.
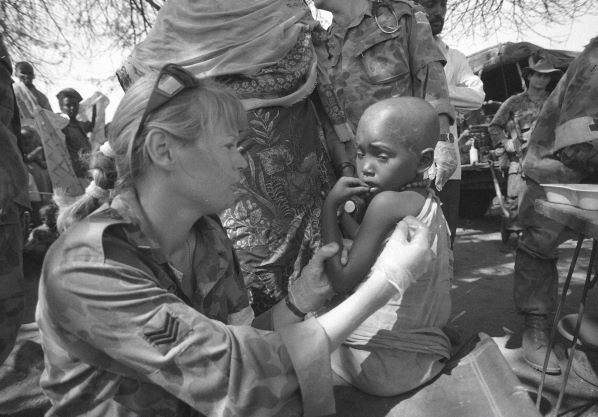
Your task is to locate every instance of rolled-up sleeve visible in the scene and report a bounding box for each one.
[41,256,334,417]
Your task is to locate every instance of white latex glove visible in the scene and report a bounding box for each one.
[430,140,458,192]
[369,216,432,296]
[288,242,339,314]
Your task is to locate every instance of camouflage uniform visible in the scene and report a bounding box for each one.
[0,34,29,365]
[515,37,598,316]
[325,0,454,130]
[36,192,334,417]
[488,91,548,225]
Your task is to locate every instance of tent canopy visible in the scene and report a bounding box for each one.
[467,41,580,102]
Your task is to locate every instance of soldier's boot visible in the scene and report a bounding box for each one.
[522,314,561,374]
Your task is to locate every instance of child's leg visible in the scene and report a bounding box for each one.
[331,345,446,397]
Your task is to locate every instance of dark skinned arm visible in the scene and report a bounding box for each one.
[339,211,359,240]
[322,185,426,294]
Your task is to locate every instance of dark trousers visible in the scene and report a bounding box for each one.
[0,204,24,364]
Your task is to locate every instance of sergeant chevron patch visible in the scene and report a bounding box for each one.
[143,309,191,355]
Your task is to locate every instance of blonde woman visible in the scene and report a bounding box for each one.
[37,64,432,416]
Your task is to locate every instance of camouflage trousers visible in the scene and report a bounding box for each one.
[515,140,598,316]
[0,203,24,365]
[505,159,525,230]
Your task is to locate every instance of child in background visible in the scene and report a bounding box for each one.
[24,203,59,262]
[322,97,452,396]
[56,88,93,179]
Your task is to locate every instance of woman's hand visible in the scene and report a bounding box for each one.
[315,216,433,348]
[325,177,371,211]
[369,216,432,296]
[288,242,340,314]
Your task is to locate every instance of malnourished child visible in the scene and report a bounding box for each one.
[322,97,453,396]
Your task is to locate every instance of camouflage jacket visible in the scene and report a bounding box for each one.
[522,36,598,184]
[488,90,548,148]
[36,192,334,417]
[324,0,454,129]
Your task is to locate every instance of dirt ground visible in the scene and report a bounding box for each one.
[4,211,598,416]
[453,213,598,417]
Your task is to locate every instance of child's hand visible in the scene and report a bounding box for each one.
[326,177,371,210]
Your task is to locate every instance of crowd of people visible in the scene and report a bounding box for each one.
[1,0,597,415]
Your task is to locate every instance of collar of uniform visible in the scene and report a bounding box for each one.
[106,191,229,304]
[349,1,373,28]
[328,0,370,34]
[330,0,414,40]
[108,190,169,265]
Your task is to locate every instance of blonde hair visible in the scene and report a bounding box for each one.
[57,73,246,232]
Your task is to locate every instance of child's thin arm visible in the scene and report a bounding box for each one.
[339,212,359,240]
[324,190,425,294]
[322,181,359,274]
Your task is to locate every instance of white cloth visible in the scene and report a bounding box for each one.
[128,0,304,79]
[13,82,86,196]
[13,79,40,127]
[436,38,485,180]
[121,0,320,112]
[343,191,453,353]
[79,92,110,150]
[331,191,453,396]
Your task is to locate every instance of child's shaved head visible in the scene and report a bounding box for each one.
[357,97,440,152]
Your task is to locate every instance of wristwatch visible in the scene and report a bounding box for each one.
[438,133,455,143]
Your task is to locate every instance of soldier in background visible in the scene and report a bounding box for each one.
[56,88,93,179]
[317,0,458,192]
[489,59,562,248]
[514,37,598,375]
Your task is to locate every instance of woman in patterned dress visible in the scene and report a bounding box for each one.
[118,0,356,314]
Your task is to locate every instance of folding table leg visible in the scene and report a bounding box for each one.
[552,239,597,415]
[536,234,585,410]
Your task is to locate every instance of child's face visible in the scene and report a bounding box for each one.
[59,97,80,119]
[355,131,419,192]
[16,67,34,87]
[41,213,56,228]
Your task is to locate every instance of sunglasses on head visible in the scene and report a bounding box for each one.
[132,63,199,150]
